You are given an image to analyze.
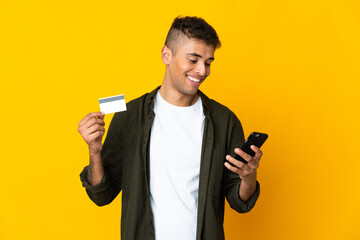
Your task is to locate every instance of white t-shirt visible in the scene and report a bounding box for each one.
[149,91,205,240]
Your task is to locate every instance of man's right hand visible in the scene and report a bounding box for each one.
[78,112,106,155]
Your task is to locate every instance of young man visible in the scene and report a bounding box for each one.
[78,16,262,240]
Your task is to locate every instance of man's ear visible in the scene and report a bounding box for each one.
[161,45,172,65]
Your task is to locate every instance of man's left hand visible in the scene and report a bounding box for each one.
[224,145,263,185]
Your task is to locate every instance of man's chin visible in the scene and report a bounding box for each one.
[182,87,199,96]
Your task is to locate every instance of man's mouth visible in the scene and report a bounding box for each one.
[186,75,201,83]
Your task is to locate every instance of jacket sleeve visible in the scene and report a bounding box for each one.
[224,113,260,213]
[79,112,124,206]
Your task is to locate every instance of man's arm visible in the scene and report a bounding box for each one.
[223,113,260,213]
[87,152,105,186]
[78,112,106,186]
[225,145,262,202]
[78,112,123,206]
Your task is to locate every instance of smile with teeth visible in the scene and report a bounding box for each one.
[187,75,201,83]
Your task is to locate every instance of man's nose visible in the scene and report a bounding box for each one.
[195,62,206,77]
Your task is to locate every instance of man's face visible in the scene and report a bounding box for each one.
[166,38,215,96]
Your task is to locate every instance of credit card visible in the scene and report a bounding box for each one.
[99,94,127,114]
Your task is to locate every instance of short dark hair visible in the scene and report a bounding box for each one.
[165,16,221,53]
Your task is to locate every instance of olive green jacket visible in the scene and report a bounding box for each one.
[80,87,260,240]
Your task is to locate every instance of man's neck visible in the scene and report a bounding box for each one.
[158,85,199,107]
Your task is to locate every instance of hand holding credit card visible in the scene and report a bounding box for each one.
[99,94,127,114]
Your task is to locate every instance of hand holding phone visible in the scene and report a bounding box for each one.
[231,132,268,164]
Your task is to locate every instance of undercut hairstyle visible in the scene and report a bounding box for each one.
[165,16,221,54]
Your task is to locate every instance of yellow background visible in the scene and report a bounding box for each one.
[1,0,359,239]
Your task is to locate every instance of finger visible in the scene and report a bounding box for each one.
[79,112,99,126]
[97,112,105,120]
[226,155,251,172]
[251,145,263,161]
[246,157,260,170]
[78,119,103,135]
[84,124,105,136]
[87,130,105,142]
[224,162,244,175]
[234,148,252,162]
[83,117,105,129]
[79,112,105,127]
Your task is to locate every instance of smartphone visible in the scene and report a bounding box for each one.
[231,132,268,164]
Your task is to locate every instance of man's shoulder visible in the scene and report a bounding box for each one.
[126,93,147,109]
[126,87,158,109]
[200,91,239,121]
[112,87,158,121]
[208,98,233,113]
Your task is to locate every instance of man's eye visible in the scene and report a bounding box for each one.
[189,59,197,63]
[205,62,211,66]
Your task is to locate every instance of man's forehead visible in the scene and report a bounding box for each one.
[177,38,215,58]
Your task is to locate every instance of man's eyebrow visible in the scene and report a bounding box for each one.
[186,53,215,61]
